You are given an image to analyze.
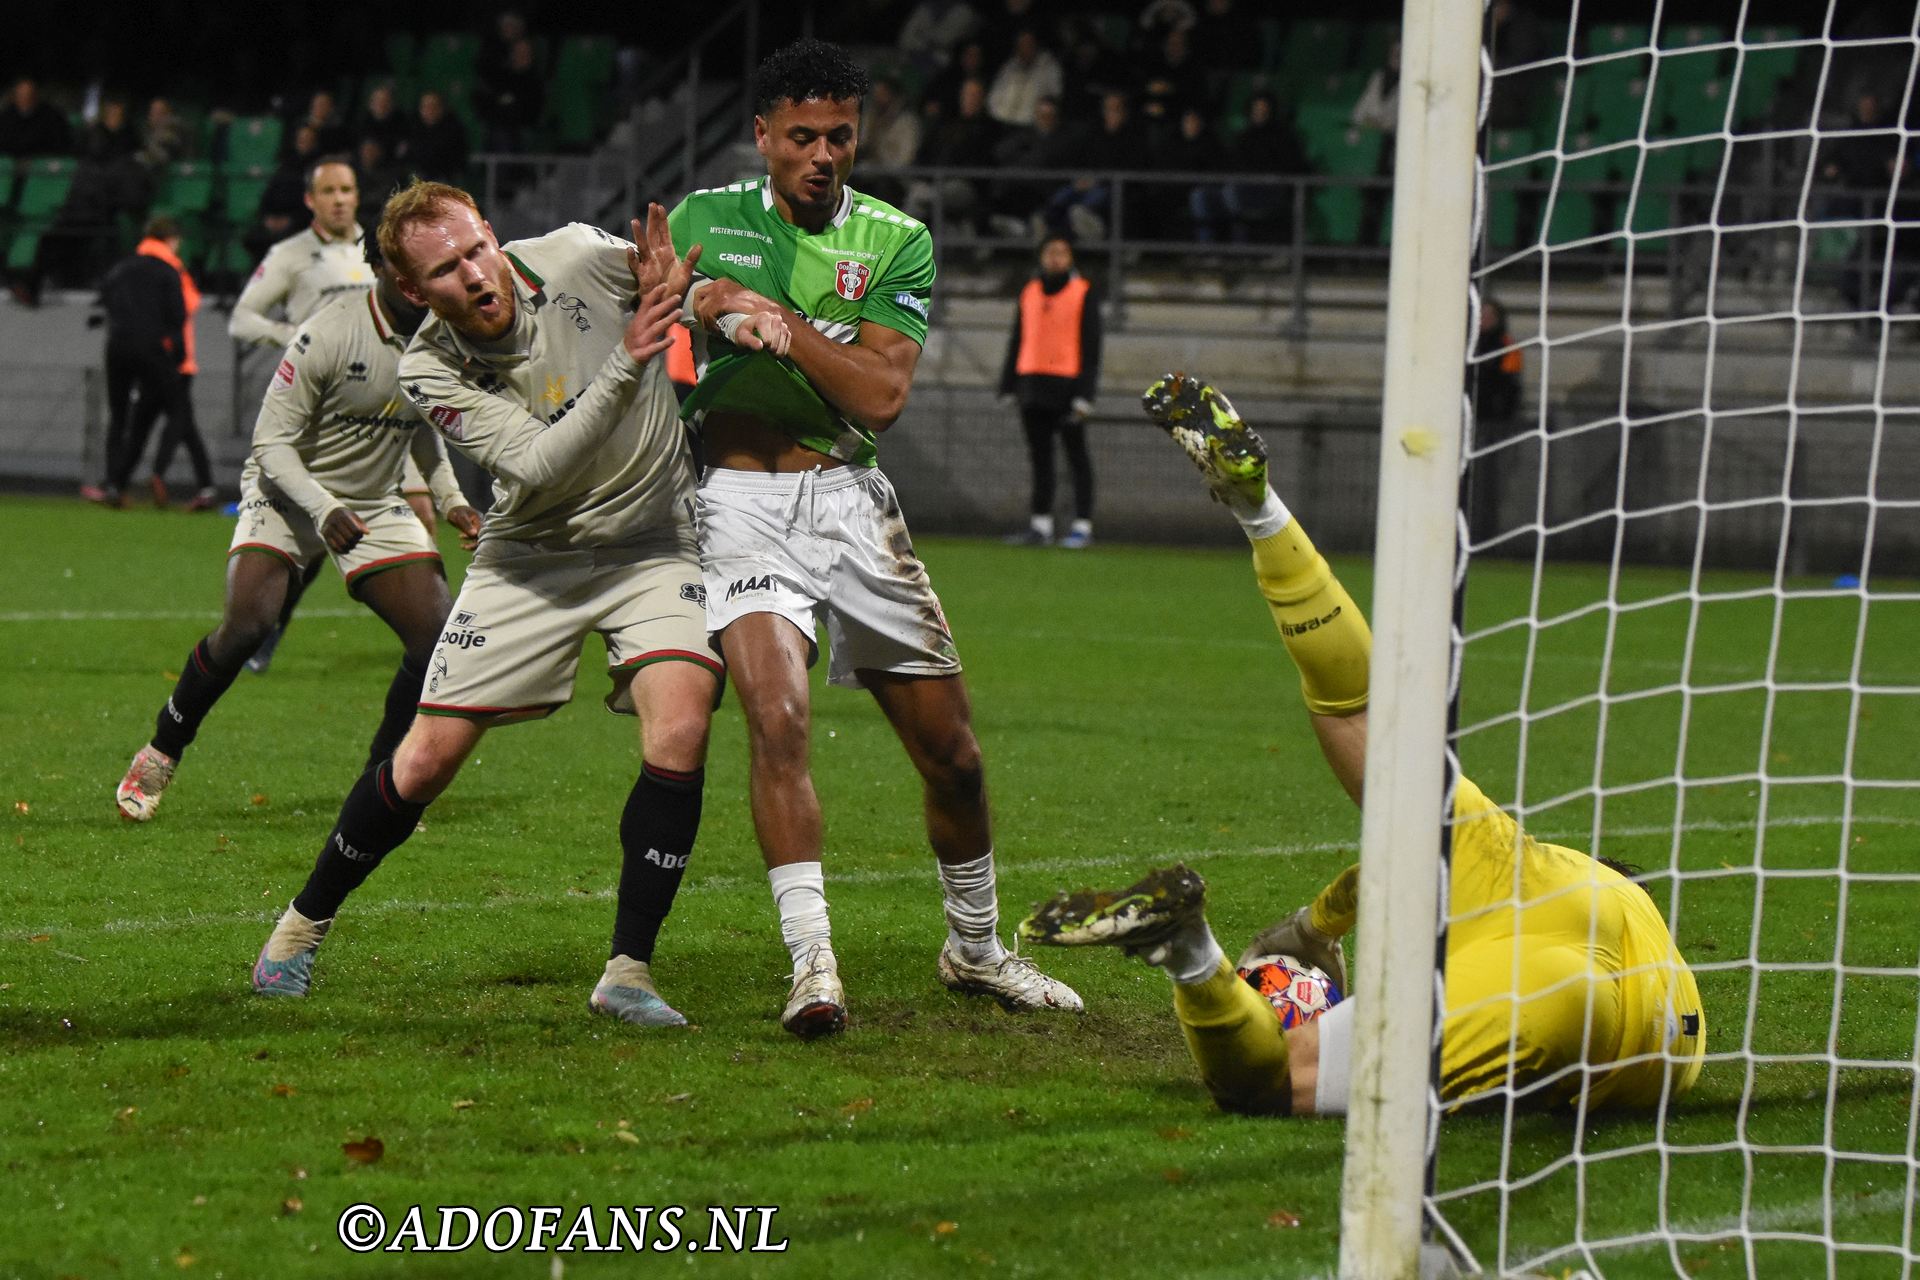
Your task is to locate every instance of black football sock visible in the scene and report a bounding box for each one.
[150,638,246,760]
[292,760,426,921]
[610,762,705,963]
[363,654,427,771]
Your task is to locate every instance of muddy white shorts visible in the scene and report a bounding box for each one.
[696,465,961,689]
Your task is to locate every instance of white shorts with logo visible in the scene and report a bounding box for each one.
[696,465,962,690]
[419,540,721,723]
[228,481,440,595]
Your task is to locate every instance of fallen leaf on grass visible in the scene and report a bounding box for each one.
[250,794,269,806]
[1157,1126,1193,1141]
[28,934,50,943]
[840,1097,875,1117]
[1161,1168,1186,1184]
[115,1106,138,1121]
[270,1083,296,1098]
[166,1065,190,1079]
[341,1136,384,1164]
[662,1092,692,1105]
[13,802,28,814]
[451,1099,475,1111]
[933,1221,958,1238]
[612,1130,641,1145]
[281,1197,303,1216]
[1266,1209,1302,1228]
[173,1248,195,1268]
[291,1167,307,1181]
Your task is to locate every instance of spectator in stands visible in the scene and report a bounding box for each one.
[899,0,980,73]
[925,39,988,119]
[1044,91,1131,241]
[1165,106,1228,242]
[991,94,1075,236]
[403,90,469,183]
[355,138,406,228]
[1138,25,1206,131]
[859,76,922,206]
[81,98,138,162]
[255,123,323,247]
[1221,92,1305,244]
[478,36,545,152]
[479,10,531,90]
[909,77,1000,233]
[357,83,408,160]
[987,28,1064,129]
[1486,0,1550,127]
[1351,40,1401,132]
[999,232,1103,549]
[1058,33,1128,126]
[0,77,72,157]
[295,89,353,156]
[137,97,189,170]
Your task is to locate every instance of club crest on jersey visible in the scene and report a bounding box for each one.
[428,405,466,439]
[271,359,296,391]
[834,260,870,301]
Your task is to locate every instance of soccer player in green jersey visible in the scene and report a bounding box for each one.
[667,38,1083,1037]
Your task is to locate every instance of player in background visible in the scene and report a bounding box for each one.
[250,181,766,1028]
[669,38,1082,1038]
[115,234,480,821]
[230,157,436,673]
[1021,375,1705,1116]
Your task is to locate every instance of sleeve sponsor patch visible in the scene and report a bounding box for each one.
[893,292,930,320]
[427,405,466,440]
[271,359,296,391]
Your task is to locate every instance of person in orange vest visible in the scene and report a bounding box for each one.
[82,217,212,509]
[138,218,218,510]
[998,232,1102,548]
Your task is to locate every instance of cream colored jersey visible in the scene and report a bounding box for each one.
[398,223,695,553]
[244,289,462,525]
[230,223,375,349]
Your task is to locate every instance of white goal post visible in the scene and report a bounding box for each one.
[1343,1,1920,1277]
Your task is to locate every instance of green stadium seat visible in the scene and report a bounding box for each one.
[1586,71,1655,150]
[1543,133,1614,247]
[1661,76,1732,139]
[1298,69,1367,108]
[1586,23,1651,57]
[1484,127,1537,249]
[1294,102,1354,163]
[419,31,479,88]
[1732,36,1801,125]
[1306,124,1383,246]
[150,162,217,224]
[546,35,618,148]
[226,116,283,169]
[1528,70,1592,140]
[221,165,271,223]
[1274,19,1355,94]
[1659,23,1724,50]
[14,156,75,221]
[6,228,43,270]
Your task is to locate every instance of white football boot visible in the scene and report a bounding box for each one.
[590,956,689,1028]
[781,944,847,1040]
[937,942,1086,1013]
[115,744,177,821]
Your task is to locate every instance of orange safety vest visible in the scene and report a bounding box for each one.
[1014,275,1090,379]
[667,322,696,386]
[136,236,202,375]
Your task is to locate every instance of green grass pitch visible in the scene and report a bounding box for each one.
[2,496,1915,1279]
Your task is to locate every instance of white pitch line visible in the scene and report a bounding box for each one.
[10,813,1917,945]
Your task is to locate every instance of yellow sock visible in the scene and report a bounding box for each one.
[1309,863,1362,938]
[1172,958,1293,1115]
[1250,522,1372,716]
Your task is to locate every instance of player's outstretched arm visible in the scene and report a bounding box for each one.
[229,251,297,348]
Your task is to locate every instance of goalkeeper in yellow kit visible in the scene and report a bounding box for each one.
[1021,375,1705,1117]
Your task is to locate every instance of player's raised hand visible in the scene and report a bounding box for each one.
[692,277,784,332]
[321,508,371,554]
[622,283,687,365]
[719,310,793,357]
[628,203,700,298]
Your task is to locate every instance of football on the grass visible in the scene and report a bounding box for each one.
[1237,953,1343,1029]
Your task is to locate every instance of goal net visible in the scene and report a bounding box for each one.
[1349,2,1920,1277]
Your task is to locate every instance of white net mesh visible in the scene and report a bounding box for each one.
[1429,2,1920,1274]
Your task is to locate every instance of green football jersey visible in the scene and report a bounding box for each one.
[668,177,935,467]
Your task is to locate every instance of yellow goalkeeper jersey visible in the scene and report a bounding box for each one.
[1440,776,1706,1108]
